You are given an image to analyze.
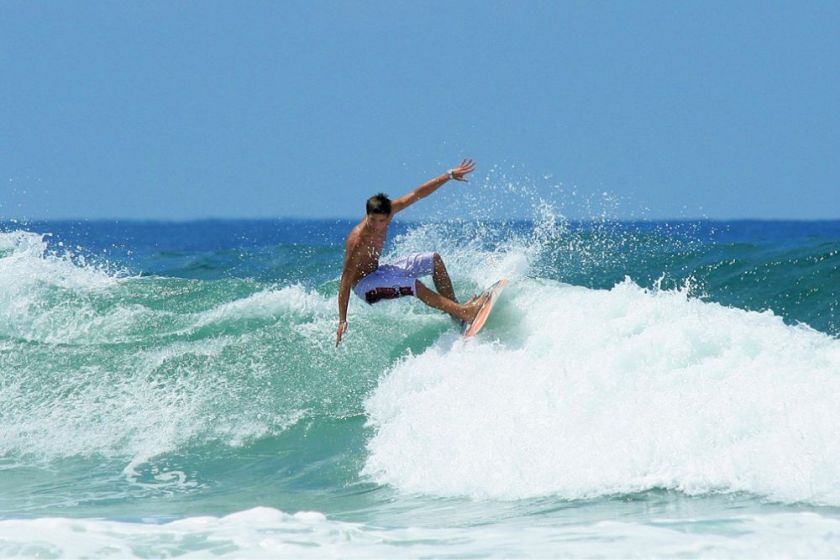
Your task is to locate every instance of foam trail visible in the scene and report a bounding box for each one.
[364,277,840,504]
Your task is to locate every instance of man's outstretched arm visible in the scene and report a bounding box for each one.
[391,159,476,214]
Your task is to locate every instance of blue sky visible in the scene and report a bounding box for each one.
[2,1,838,221]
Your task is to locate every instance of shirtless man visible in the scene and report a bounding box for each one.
[336,159,487,346]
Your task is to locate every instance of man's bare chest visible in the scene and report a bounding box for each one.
[353,233,386,258]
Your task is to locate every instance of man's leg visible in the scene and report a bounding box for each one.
[414,280,485,323]
[431,253,458,303]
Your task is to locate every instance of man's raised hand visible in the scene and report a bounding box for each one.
[449,159,476,182]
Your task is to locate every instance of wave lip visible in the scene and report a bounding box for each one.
[364,278,840,504]
[192,284,332,328]
[0,230,125,343]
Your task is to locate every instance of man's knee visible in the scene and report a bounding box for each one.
[432,252,443,268]
[414,279,429,298]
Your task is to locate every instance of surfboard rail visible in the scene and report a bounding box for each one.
[463,278,508,338]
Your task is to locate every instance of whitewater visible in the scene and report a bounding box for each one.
[1,206,839,557]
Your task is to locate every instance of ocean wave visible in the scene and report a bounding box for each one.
[4,220,839,507]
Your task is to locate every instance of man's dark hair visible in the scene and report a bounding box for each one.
[366,193,392,215]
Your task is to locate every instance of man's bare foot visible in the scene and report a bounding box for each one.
[461,292,490,324]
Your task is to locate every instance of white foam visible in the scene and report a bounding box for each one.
[192,284,333,328]
[0,230,127,343]
[1,338,216,459]
[0,330,302,475]
[1,508,839,558]
[364,277,840,504]
[0,230,118,290]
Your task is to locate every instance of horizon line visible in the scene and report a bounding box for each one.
[2,216,840,224]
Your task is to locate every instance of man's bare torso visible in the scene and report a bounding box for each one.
[344,221,388,288]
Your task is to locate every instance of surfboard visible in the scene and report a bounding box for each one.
[463,279,508,338]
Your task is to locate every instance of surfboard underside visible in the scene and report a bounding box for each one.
[463,279,508,338]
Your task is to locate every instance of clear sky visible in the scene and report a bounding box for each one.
[2,1,838,221]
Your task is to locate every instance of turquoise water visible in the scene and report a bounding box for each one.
[1,212,839,557]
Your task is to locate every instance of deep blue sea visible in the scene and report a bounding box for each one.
[1,213,839,557]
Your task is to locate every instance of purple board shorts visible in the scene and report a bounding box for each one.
[353,252,436,305]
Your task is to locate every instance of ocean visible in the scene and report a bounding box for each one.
[1,211,839,558]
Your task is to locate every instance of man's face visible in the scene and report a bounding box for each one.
[365,212,390,233]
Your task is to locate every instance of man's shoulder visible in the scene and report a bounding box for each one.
[345,222,367,251]
[345,224,360,243]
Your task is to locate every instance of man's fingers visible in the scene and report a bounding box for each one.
[450,158,475,180]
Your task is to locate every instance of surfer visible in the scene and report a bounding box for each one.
[336,159,487,346]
